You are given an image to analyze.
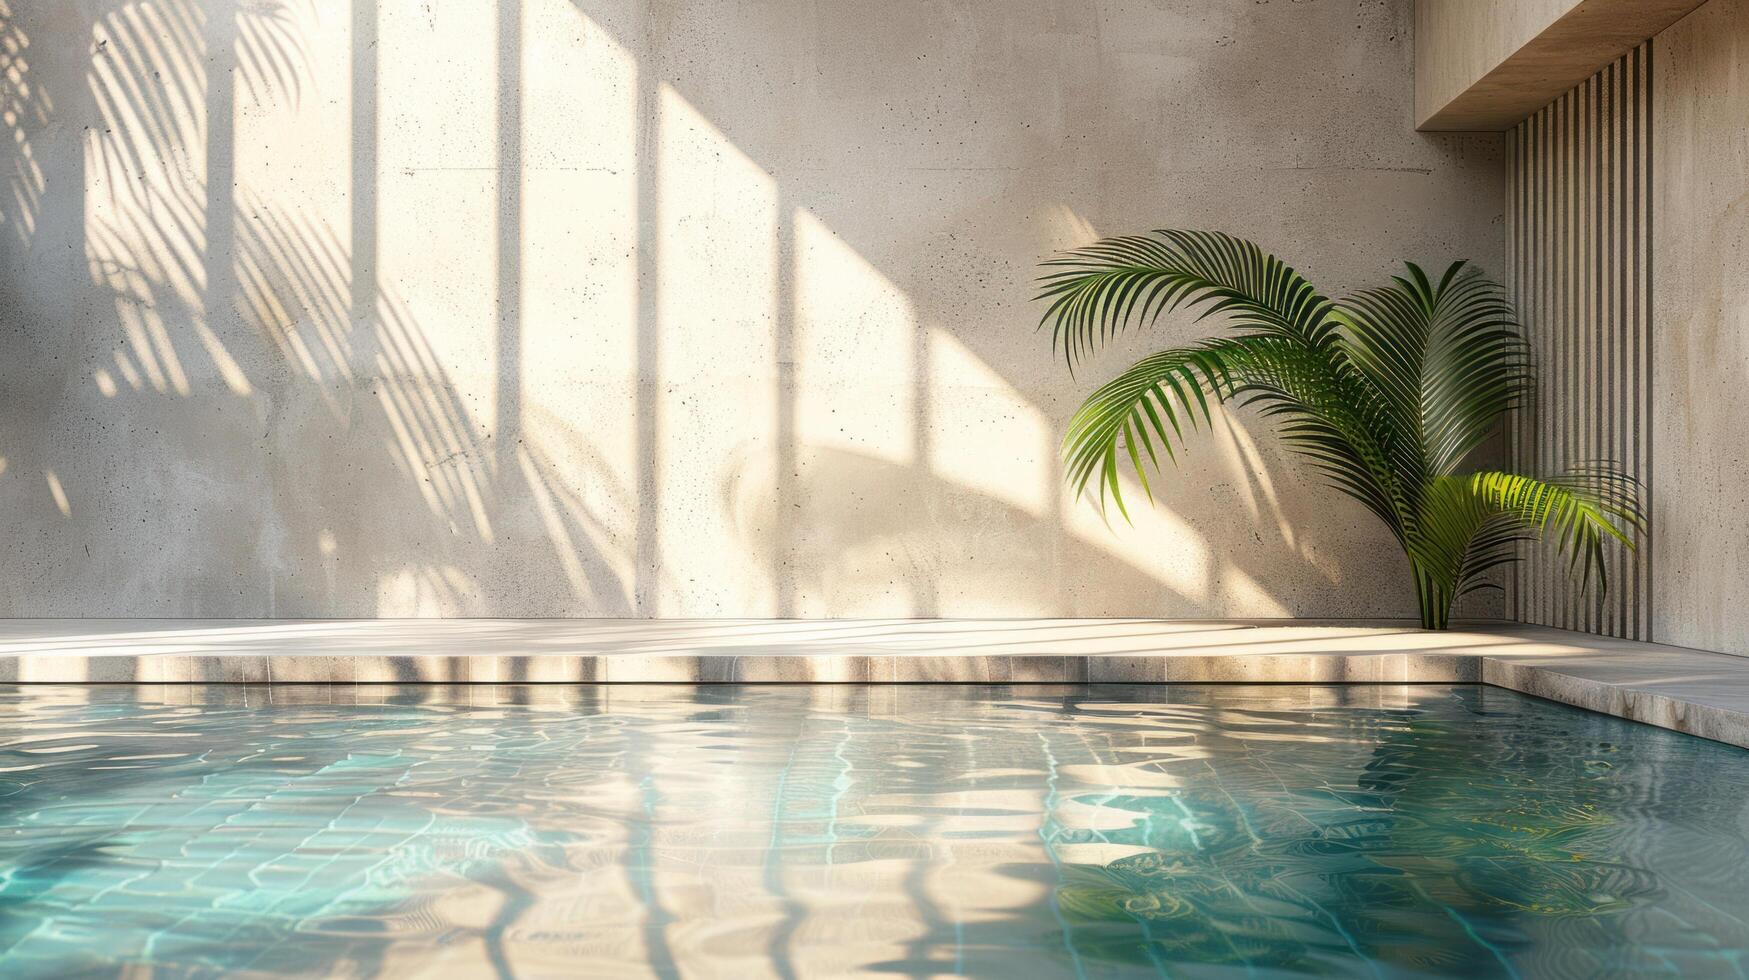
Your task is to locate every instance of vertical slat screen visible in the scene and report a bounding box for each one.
[1507,43,1653,640]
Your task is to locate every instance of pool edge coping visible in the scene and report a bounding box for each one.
[2,619,1747,749]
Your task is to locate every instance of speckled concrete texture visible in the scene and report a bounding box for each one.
[4,619,1749,749]
[0,1,1502,620]
[1653,0,1749,657]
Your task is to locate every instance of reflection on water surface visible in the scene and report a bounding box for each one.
[0,684,1745,978]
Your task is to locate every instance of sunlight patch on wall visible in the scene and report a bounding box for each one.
[106,277,194,396]
[1212,411,1291,546]
[1062,478,1213,608]
[518,1,639,382]
[654,83,780,612]
[509,3,642,609]
[192,321,253,395]
[792,207,917,466]
[371,372,496,540]
[656,83,780,378]
[518,448,594,598]
[110,352,143,391]
[43,469,70,517]
[924,327,1053,515]
[1214,563,1295,618]
[345,0,505,546]
[375,565,476,617]
[1040,203,1101,254]
[234,203,351,389]
[377,0,500,418]
[232,0,350,391]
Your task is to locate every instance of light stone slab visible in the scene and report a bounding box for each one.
[2,619,1749,749]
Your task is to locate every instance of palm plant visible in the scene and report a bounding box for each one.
[1037,230,1643,629]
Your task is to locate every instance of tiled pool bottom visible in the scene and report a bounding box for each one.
[0,687,1745,979]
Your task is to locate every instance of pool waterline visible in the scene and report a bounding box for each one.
[1,683,1745,978]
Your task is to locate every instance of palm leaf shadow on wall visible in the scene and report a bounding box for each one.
[0,0,631,616]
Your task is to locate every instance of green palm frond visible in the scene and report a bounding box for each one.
[1037,228,1646,629]
[1060,340,1235,520]
[1467,468,1644,596]
[1061,334,1403,529]
[1036,230,1339,369]
[1408,475,1536,603]
[1406,469,1642,625]
[1218,337,1405,532]
[1340,263,1530,479]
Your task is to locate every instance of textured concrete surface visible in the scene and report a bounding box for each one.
[1653,0,1749,657]
[0,1,1502,620]
[4,618,1749,749]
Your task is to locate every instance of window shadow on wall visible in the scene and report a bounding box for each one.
[566,0,1478,619]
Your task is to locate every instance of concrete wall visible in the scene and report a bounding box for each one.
[0,0,1502,619]
[1653,0,1749,654]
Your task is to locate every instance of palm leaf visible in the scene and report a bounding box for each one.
[1339,263,1531,480]
[1062,335,1404,529]
[1467,468,1644,597]
[1060,340,1235,520]
[1037,229,1645,629]
[1036,230,1339,370]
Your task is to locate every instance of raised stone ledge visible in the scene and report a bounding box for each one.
[2,619,1747,749]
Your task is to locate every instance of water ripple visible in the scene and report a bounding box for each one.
[0,684,1745,978]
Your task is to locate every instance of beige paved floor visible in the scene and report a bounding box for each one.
[1,618,1747,748]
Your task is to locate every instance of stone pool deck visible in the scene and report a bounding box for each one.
[1,618,1747,748]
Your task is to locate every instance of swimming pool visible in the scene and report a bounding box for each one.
[0,684,1744,978]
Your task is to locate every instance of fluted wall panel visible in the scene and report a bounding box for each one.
[1506,43,1653,640]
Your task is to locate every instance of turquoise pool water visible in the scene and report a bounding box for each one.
[0,684,1745,978]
